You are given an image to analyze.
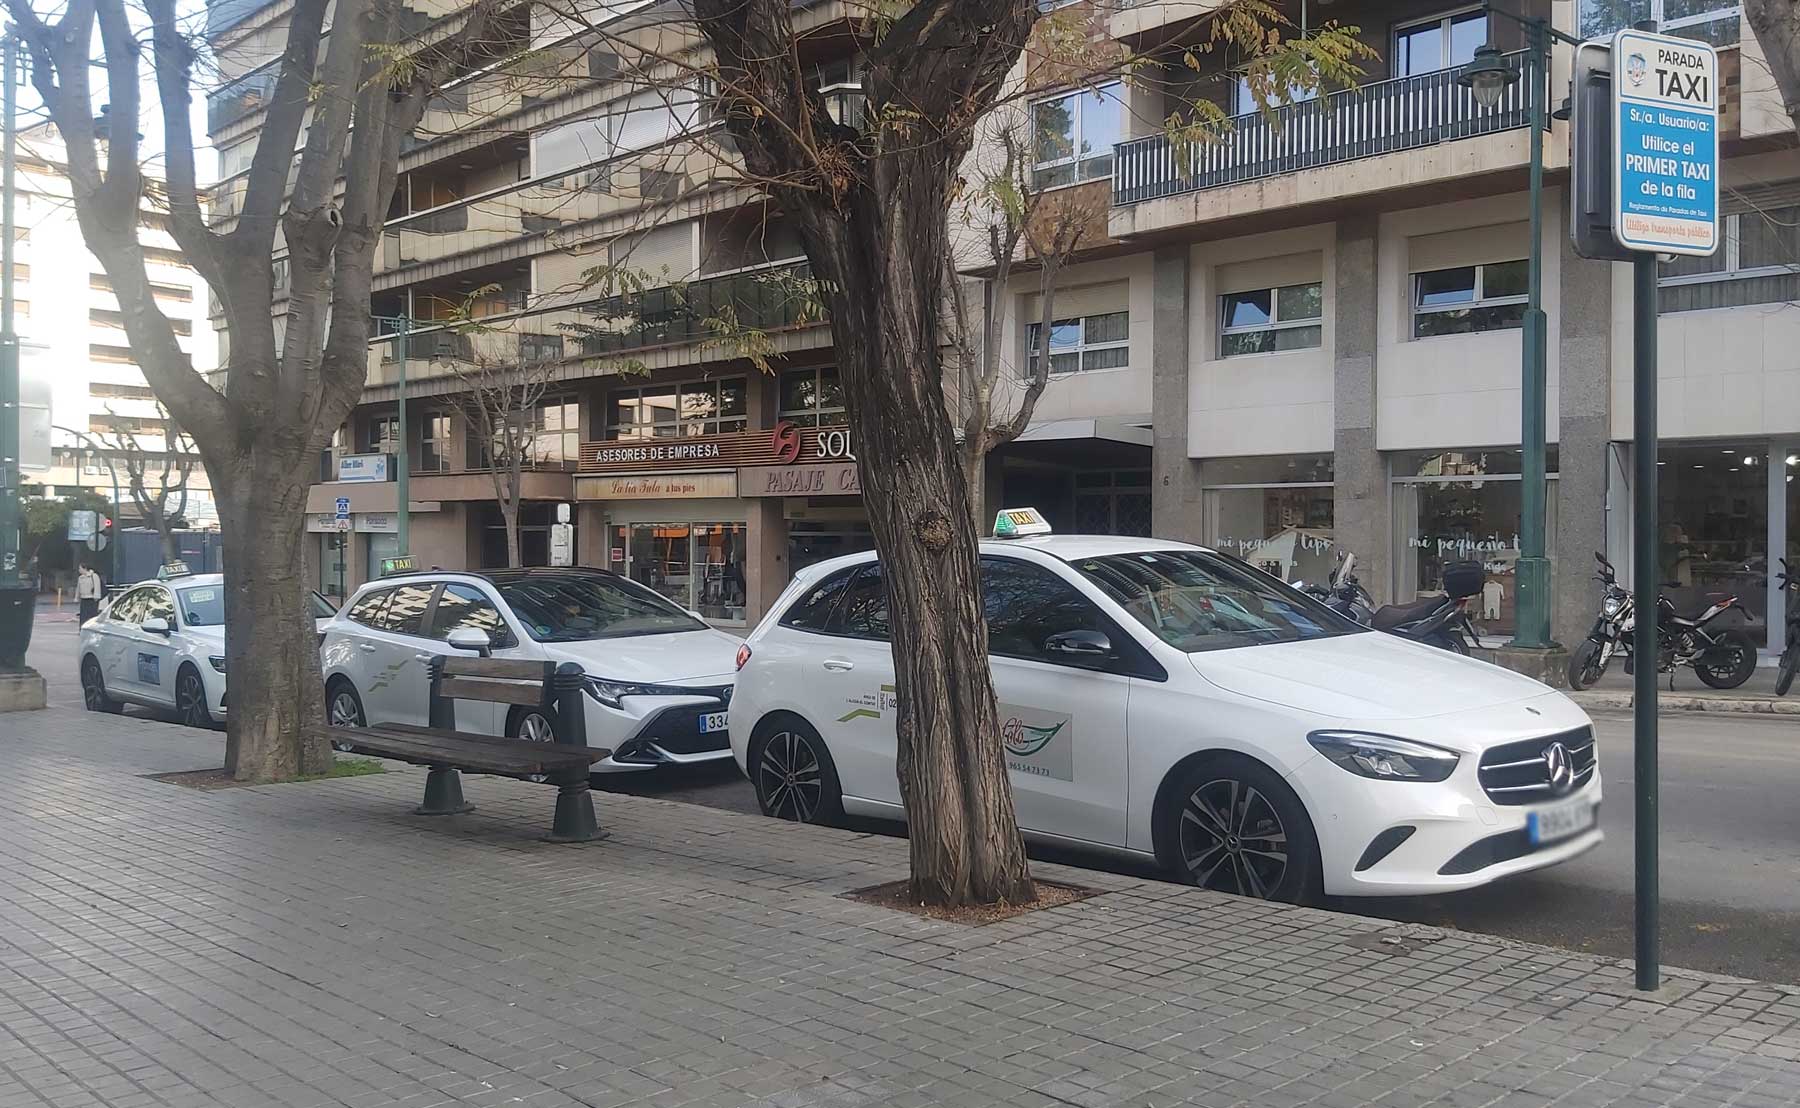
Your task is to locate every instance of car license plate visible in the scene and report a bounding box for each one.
[698,711,729,734]
[1528,799,1596,845]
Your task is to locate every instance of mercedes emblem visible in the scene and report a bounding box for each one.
[1542,741,1575,795]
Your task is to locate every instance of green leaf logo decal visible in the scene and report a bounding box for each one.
[1002,716,1065,757]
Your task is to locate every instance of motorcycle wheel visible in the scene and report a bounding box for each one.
[1426,631,1470,656]
[1567,639,1607,691]
[1695,629,1759,690]
[1777,647,1798,697]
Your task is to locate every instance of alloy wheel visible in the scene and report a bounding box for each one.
[81,660,107,712]
[517,712,555,743]
[758,729,824,822]
[1178,778,1289,899]
[328,687,363,750]
[177,671,210,728]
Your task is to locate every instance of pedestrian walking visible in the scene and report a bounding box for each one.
[77,564,103,625]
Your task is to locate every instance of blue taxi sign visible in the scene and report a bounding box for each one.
[1611,28,1718,256]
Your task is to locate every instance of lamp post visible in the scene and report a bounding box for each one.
[371,314,411,558]
[1460,15,1583,654]
[0,26,37,678]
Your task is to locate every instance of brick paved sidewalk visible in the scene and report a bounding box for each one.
[2,709,1798,1108]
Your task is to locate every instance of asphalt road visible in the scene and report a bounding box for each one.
[30,609,1800,983]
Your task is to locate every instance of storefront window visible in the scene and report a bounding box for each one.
[365,532,400,580]
[607,378,748,439]
[611,521,749,624]
[1655,442,1770,638]
[780,367,846,426]
[789,520,874,572]
[479,503,566,567]
[1202,454,1335,583]
[1391,449,1559,637]
[317,533,347,598]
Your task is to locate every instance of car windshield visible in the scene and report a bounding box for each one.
[1073,549,1363,653]
[176,585,225,627]
[496,574,704,642]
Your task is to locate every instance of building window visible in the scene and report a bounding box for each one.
[1660,206,1800,312]
[779,366,845,426]
[611,522,749,624]
[1391,449,1561,638]
[1412,260,1528,337]
[420,412,453,473]
[606,378,747,439]
[1580,0,1738,46]
[1392,8,1487,77]
[1073,471,1152,537]
[1033,82,1123,188]
[1220,282,1323,357]
[1202,455,1336,580]
[365,415,399,454]
[533,399,581,466]
[1026,311,1129,376]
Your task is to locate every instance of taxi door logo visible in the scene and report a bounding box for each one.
[1001,704,1074,781]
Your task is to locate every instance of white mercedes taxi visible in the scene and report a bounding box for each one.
[728,510,1602,903]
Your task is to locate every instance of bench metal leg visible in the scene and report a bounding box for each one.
[544,776,606,843]
[416,766,475,816]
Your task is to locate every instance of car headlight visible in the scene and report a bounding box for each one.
[584,676,695,709]
[1306,731,1460,782]
[209,655,227,674]
[1602,595,1623,618]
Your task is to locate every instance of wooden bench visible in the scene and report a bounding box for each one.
[313,656,612,842]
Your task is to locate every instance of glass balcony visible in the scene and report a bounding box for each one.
[1114,49,1541,206]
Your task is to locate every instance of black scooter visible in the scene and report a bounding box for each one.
[1298,553,1482,655]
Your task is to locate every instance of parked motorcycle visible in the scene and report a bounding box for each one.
[1777,559,1798,696]
[1567,552,1759,691]
[1297,552,1481,655]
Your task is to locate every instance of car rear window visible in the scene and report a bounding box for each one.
[778,566,860,632]
[347,589,391,628]
[382,585,438,636]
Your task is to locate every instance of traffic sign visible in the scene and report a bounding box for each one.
[549,522,574,567]
[66,510,97,542]
[1611,28,1718,256]
[86,533,108,552]
[334,496,351,518]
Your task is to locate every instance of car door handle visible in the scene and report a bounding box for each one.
[414,653,433,663]
[822,658,855,672]
[358,643,377,654]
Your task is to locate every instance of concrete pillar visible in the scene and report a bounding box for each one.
[1151,245,1203,542]
[1554,226,1614,650]
[1331,222,1390,603]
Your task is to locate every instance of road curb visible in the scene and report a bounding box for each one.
[1568,690,1800,715]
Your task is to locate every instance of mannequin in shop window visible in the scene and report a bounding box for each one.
[1661,523,1695,588]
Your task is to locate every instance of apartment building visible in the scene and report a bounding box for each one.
[9,125,220,526]
[975,0,1797,653]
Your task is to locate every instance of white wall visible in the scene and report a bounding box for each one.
[994,252,1155,424]
[1610,151,1800,442]
[1187,224,1335,458]
[1375,190,1563,451]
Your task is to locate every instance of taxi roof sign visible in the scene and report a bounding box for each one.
[155,560,193,580]
[992,508,1052,539]
[379,555,417,576]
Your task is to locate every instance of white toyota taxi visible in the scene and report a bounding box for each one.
[320,567,742,772]
[729,510,1601,903]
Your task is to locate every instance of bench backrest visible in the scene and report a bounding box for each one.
[427,655,589,745]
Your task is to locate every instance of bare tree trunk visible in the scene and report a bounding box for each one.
[831,232,1034,908]
[503,503,522,568]
[158,524,179,563]
[215,465,331,779]
[1748,0,1800,134]
[963,440,988,535]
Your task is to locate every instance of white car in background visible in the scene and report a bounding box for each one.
[728,520,1602,904]
[319,568,742,773]
[78,570,338,728]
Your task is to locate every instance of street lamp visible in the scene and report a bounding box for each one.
[1463,45,1520,108]
[1458,9,1583,655]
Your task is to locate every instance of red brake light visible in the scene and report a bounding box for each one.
[735,643,752,671]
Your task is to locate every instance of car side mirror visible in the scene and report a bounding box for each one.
[141,617,171,636]
[1044,629,1113,659]
[446,628,491,657]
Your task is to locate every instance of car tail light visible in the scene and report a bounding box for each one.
[735,643,752,671]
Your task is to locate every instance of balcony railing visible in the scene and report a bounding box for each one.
[574,260,818,357]
[1113,49,1541,206]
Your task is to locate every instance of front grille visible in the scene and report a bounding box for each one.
[1477,726,1597,806]
[637,698,729,756]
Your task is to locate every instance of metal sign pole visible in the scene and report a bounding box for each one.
[1631,252,1659,992]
